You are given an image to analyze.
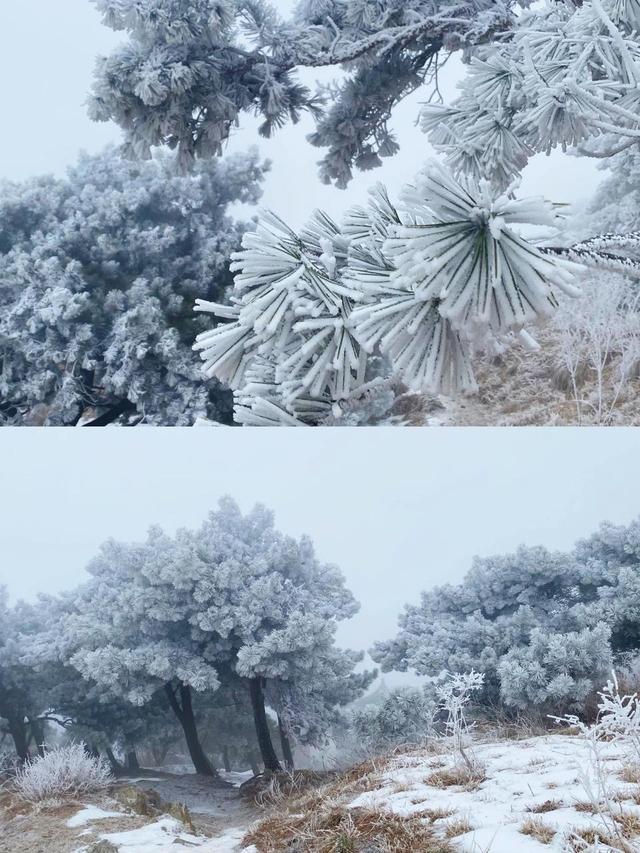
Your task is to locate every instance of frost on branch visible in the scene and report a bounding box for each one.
[195,162,588,422]
[90,0,516,186]
[551,673,640,840]
[421,0,640,188]
[193,203,384,425]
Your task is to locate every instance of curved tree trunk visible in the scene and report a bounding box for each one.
[278,715,295,771]
[105,747,123,774]
[248,678,282,773]
[164,682,219,778]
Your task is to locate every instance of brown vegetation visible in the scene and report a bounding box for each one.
[424,764,486,791]
[519,816,557,844]
[526,799,564,814]
[242,755,456,853]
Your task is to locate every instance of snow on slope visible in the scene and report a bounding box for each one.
[348,735,640,851]
[68,734,640,852]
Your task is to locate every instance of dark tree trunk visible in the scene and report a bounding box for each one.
[27,717,46,757]
[278,715,295,771]
[248,678,282,773]
[222,744,231,773]
[86,743,101,761]
[125,749,140,771]
[105,747,122,773]
[164,682,218,777]
[6,714,30,763]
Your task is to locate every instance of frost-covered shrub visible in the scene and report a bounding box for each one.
[350,687,437,753]
[0,748,20,777]
[13,744,112,802]
[0,147,267,425]
[437,671,484,748]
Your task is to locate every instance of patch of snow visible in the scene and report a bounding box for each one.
[100,816,245,852]
[219,769,254,788]
[66,804,124,827]
[199,828,249,851]
[100,817,198,850]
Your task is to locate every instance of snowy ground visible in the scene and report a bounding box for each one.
[347,734,640,851]
[4,735,639,852]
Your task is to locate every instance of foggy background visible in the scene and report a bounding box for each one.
[0,0,605,227]
[1,428,638,657]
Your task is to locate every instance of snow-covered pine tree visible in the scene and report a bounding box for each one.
[60,540,224,777]
[0,590,38,761]
[65,497,369,774]
[372,518,640,713]
[350,686,437,753]
[265,642,375,760]
[0,592,69,762]
[181,497,373,770]
[0,147,266,426]
[89,0,516,187]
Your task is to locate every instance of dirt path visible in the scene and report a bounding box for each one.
[123,770,259,836]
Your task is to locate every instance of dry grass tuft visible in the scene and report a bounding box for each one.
[619,764,640,784]
[519,816,556,844]
[243,803,455,852]
[566,826,635,852]
[425,764,486,791]
[248,770,338,808]
[413,805,455,822]
[443,816,473,838]
[613,810,640,838]
[573,801,598,814]
[526,799,564,814]
[611,788,640,805]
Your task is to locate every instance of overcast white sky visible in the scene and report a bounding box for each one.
[0,0,605,226]
[1,428,638,656]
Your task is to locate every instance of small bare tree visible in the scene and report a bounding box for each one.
[554,275,640,424]
[436,671,485,775]
[552,673,640,850]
